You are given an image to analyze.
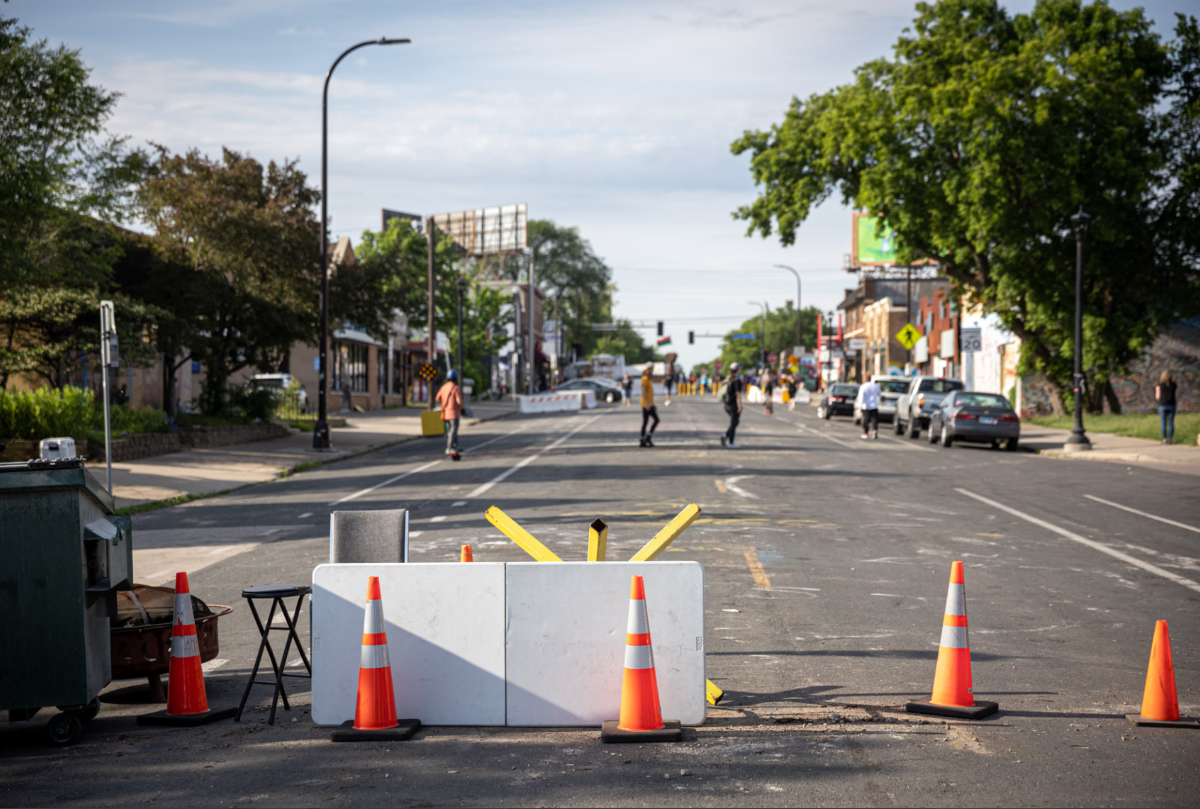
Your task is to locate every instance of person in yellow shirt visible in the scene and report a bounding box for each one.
[639,366,659,448]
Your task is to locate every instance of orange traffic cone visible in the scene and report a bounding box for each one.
[906,562,998,720]
[1126,621,1199,728]
[330,576,421,741]
[460,545,474,562]
[601,575,683,743]
[138,573,235,726]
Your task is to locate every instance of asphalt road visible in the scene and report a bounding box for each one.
[3,396,1199,807]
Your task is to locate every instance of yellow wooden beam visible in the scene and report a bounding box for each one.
[588,518,608,562]
[706,678,724,705]
[484,506,562,562]
[629,503,702,562]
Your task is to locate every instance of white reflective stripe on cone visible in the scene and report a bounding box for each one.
[173,634,200,659]
[939,625,969,649]
[174,593,194,627]
[362,600,384,634]
[624,644,653,670]
[627,600,648,634]
[942,583,966,617]
[361,642,390,670]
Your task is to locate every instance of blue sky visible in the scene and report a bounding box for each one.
[12,0,1188,369]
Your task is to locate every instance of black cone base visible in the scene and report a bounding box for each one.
[601,719,683,743]
[906,700,998,720]
[1125,714,1200,728]
[137,707,237,726]
[330,719,421,742]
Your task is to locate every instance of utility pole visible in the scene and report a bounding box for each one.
[527,249,536,395]
[1065,207,1092,451]
[99,301,116,495]
[456,277,466,386]
[427,216,436,411]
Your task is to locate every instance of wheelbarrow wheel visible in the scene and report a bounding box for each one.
[46,712,81,745]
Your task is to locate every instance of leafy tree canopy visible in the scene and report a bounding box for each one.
[732,0,1200,412]
[700,302,822,375]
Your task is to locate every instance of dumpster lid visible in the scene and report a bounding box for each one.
[0,458,87,473]
[0,458,114,513]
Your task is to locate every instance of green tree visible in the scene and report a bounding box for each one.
[138,146,320,415]
[593,320,659,365]
[0,15,148,388]
[732,0,1200,413]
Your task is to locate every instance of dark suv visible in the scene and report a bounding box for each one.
[894,376,965,439]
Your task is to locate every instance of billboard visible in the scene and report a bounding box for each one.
[852,213,898,266]
[429,203,527,255]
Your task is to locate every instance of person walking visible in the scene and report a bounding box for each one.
[664,369,674,406]
[436,370,464,455]
[639,366,660,447]
[859,373,881,440]
[719,362,743,448]
[1156,370,1178,445]
[621,373,633,407]
[761,369,775,416]
[786,372,799,411]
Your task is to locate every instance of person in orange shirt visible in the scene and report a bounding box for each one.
[436,370,464,456]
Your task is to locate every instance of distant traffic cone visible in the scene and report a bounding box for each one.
[601,576,683,743]
[138,573,236,726]
[460,545,474,562]
[1126,621,1199,727]
[330,576,421,741]
[906,562,998,720]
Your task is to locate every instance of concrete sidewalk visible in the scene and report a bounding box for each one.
[1021,422,1200,477]
[107,400,518,509]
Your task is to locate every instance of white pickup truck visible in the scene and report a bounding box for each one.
[894,376,965,439]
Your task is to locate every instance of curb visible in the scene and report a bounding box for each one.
[115,410,519,516]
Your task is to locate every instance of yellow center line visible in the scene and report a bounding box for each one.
[744,549,772,590]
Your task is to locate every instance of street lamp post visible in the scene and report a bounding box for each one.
[314,37,410,450]
[456,276,467,386]
[773,264,802,351]
[748,301,767,369]
[1065,207,1092,451]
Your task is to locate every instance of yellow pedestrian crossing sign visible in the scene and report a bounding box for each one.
[895,323,921,350]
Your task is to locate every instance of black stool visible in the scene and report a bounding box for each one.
[236,584,312,725]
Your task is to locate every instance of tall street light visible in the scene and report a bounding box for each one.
[748,301,767,369]
[773,265,802,351]
[1064,206,1092,452]
[314,37,410,450]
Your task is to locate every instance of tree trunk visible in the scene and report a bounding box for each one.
[1103,379,1123,414]
[1043,375,1067,416]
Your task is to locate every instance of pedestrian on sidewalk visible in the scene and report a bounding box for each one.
[859,373,881,440]
[719,363,743,448]
[1156,370,1178,445]
[640,366,659,447]
[621,373,633,406]
[761,369,775,416]
[436,370,464,455]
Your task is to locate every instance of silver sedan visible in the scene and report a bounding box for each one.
[928,391,1020,450]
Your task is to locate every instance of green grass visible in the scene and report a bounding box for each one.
[1027,412,1199,446]
[115,491,214,516]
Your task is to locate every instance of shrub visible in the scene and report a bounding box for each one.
[0,387,170,440]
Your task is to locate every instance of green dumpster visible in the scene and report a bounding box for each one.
[0,458,132,744]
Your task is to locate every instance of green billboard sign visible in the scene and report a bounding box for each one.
[853,213,898,266]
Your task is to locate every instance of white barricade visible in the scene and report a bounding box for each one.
[311,561,706,727]
[518,392,584,414]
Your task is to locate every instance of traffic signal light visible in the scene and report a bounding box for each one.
[688,331,694,344]
[657,321,664,336]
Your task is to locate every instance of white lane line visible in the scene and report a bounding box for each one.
[724,475,760,499]
[1084,494,1200,535]
[201,658,228,672]
[462,420,540,455]
[327,460,441,506]
[466,415,601,499]
[430,516,447,523]
[409,531,424,538]
[797,425,858,449]
[452,500,467,507]
[957,489,1200,595]
[297,512,313,519]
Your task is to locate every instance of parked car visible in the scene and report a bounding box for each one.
[894,376,965,439]
[553,377,623,403]
[928,391,1020,450]
[853,377,909,424]
[816,383,860,419]
[248,373,307,413]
